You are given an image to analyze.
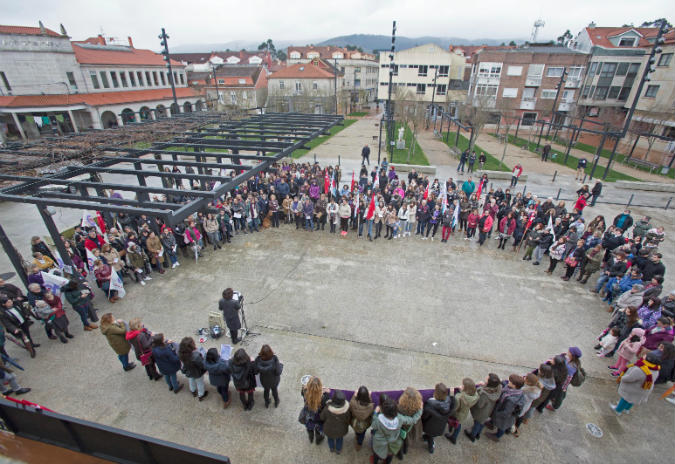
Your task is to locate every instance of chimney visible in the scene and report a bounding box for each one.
[97,34,106,45]
[127,36,134,48]
[38,20,46,34]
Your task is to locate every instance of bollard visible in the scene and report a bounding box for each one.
[582,173,587,184]
[314,153,317,164]
[665,197,672,210]
[522,184,527,195]
[556,188,561,200]
[627,194,634,207]
[552,170,557,183]
[490,182,493,191]
[338,155,341,166]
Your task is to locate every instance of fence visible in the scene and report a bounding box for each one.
[0,397,231,464]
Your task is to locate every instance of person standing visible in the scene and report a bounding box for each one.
[478,152,486,170]
[371,395,422,463]
[301,376,330,445]
[468,151,477,173]
[126,318,161,381]
[457,150,468,173]
[219,288,242,345]
[205,347,232,408]
[464,373,501,442]
[541,143,551,162]
[361,144,370,165]
[590,181,602,206]
[254,344,282,408]
[151,334,183,394]
[421,383,453,453]
[178,336,208,401]
[576,158,587,180]
[231,348,256,410]
[446,378,479,444]
[320,390,352,454]
[485,374,526,442]
[613,209,634,235]
[611,351,661,415]
[348,386,374,451]
[99,313,135,371]
[511,163,523,188]
[477,210,493,246]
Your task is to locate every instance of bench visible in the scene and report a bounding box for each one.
[624,158,660,173]
[615,180,675,193]
[475,170,528,182]
[390,163,436,176]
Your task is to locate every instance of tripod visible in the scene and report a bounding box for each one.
[238,297,260,344]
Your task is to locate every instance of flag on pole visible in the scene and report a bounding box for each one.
[82,210,102,235]
[353,193,360,218]
[85,248,97,273]
[109,270,126,298]
[526,210,537,229]
[96,211,106,235]
[423,183,429,200]
[546,215,556,241]
[350,171,355,192]
[40,271,69,296]
[440,180,448,213]
[324,170,330,194]
[366,194,376,220]
[331,171,337,196]
[475,182,483,202]
[451,202,460,228]
[373,169,379,191]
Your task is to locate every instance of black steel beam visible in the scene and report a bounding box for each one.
[80,166,250,181]
[103,148,270,162]
[99,156,249,171]
[38,191,186,210]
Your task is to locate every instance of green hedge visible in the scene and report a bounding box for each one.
[493,133,640,182]
[385,122,430,165]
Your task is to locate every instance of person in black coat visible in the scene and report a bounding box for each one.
[205,347,232,408]
[151,334,183,394]
[612,210,634,234]
[421,383,453,454]
[0,297,37,350]
[218,288,242,344]
[30,236,56,263]
[640,253,666,282]
[590,182,602,206]
[254,344,282,408]
[231,348,256,410]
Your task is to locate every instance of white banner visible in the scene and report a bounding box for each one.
[109,270,126,298]
[40,271,69,296]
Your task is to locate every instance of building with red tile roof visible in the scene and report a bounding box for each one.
[195,66,268,110]
[0,23,206,139]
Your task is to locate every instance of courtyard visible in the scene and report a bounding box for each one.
[1,193,673,463]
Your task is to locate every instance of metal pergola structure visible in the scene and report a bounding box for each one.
[0,112,343,285]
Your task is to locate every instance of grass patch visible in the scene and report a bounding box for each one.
[493,133,640,182]
[542,135,674,179]
[348,111,368,117]
[290,119,357,159]
[385,122,430,165]
[443,132,510,172]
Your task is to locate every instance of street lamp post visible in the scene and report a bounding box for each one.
[386,21,397,159]
[159,28,179,113]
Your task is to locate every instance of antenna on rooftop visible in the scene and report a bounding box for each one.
[531,19,545,42]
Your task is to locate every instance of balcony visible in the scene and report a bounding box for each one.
[525,77,542,87]
[565,78,581,88]
[558,102,572,111]
[520,97,537,110]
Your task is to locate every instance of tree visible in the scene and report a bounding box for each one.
[393,88,426,162]
[459,95,495,151]
[556,29,573,46]
[276,50,287,62]
[640,18,673,29]
[508,40,517,47]
[258,39,276,54]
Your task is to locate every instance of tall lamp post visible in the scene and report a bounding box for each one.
[386,20,397,159]
[159,28,179,113]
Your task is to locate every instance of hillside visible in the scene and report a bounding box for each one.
[316,34,522,52]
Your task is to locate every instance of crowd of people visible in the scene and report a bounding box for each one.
[0,157,673,458]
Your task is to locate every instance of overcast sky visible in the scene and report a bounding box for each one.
[4,0,672,50]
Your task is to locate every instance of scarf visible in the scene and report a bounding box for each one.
[620,359,660,389]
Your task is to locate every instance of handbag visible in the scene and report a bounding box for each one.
[447,417,460,430]
[140,350,153,366]
[298,405,310,425]
[564,256,577,267]
[275,359,284,376]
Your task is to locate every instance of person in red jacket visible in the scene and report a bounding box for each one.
[511,164,523,188]
[84,229,105,252]
[465,209,479,240]
[477,211,494,246]
[574,194,587,213]
[497,212,517,250]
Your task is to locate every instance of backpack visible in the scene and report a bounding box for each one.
[570,366,586,387]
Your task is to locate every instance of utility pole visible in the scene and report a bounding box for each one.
[334,57,338,114]
[211,63,221,111]
[386,20,397,158]
[426,67,438,130]
[546,67,567,138]
[159,28,179,113]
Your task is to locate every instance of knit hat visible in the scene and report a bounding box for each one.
[569,346,582,358]
[632,284,644,292]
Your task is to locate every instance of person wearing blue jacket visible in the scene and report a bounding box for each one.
[151,334,183,394]
[205,347,232,409]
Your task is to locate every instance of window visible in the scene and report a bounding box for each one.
[89,71,100,89]
[238,79,246,85]
[618,87,631,101]
[588,62,598,75]
[502,87,518,98]
[582,85,591,98]
[0,71,10,91]
[627,63,640,76]
[66,71,77,89]
[562,90,574,101]
[541,89,557,99]
[522,112,537,126]
[279,80,285,89]
[354,67,361,72]
[507,65,522,76]
[110,72,119,88]
[608,86,620,99]
[145,71,152,86]
[153,72,159,86]
[217,79,225,85]
[436,84,447,95]
[312,81,318,90]
[295,81,302,91]
[615,63,629,76]
[179,73,185,85]
[438,65,449,77]
[658,53,673,66]
[137,71,144,86]
[547,67,564,78]
[594,86,608,100]
[567,66,583,79]
[618,37,636,47]
[418,65,428,76]
[160,72,166,85]
[600,63,617,78]
[416,83,426,94]
[231,92,236,104]
[645,85,660,98]
[173,72,177,84]
[129,72,136,87]
[119,71,128,87]
[595,62,602,75]
[99,71,109,88]
[475,84,498,96]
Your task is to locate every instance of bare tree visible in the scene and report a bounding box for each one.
[392,87,426,162]
[459,95,494,151]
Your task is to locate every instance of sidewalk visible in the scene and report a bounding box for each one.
[300,115,381,163]
[415,128,456,166]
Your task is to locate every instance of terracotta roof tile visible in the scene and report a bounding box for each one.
[585,27,659,48]
[269,61,337,79]
[0,25,62,37]
[0,88,202,109]
[72,42,183,67]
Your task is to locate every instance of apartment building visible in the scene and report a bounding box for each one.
[377,43,466,111]
[468,45,588,125]
[288,45,378,102]
[0,23,204,138]
[201,65,268,110]
[267,59,344,114]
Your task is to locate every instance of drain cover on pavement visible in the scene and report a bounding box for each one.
[586,423,603,438]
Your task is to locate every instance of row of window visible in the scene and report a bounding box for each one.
[380,64,450,77]
[279,80,320,91]
[582,82,660,100]
[89,69,185,90]
[477,63,585,81]
[379,82,448,95]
